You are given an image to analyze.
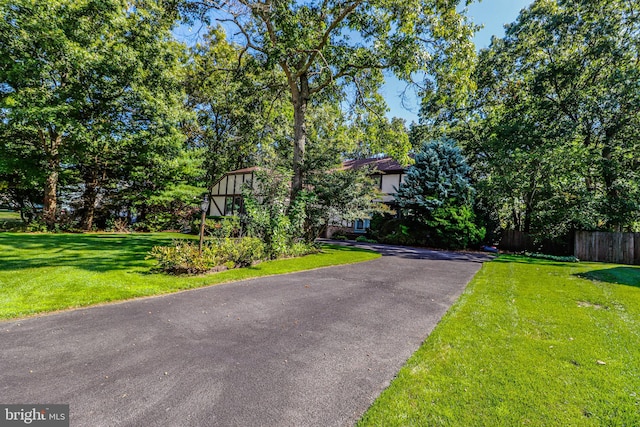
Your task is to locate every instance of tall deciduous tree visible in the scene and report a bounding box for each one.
[0,0,191,229]
[185,0,476,196]
[432,0,640,236]
[184,26,291,190]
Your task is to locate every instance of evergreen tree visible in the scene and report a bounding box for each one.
[395,138,484,249]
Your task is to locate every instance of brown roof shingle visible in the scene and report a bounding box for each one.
[340,157,406,173]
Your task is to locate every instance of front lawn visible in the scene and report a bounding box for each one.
[359,255,640,426]
[0,210,22,230]
[0,233,379,320]
[0,210,20,221]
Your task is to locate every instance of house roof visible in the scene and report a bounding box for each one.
[340,157,406,173]
[224,156,407,176]
[225,166,260,175]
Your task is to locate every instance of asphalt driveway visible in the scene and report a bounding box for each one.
[0,243,490,426]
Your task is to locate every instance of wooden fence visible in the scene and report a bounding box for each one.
[574,231,640,265]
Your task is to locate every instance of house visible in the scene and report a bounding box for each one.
[208,157,408,234]
[331,156,407,235]
[208,166,259,217]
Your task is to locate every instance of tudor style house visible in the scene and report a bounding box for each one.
[208,166,258,217]
[208,157,407,234]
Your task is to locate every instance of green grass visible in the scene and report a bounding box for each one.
[0,210,20,222]
[0,210,22,231]
[0,233,379,320]
[359,255,640,426]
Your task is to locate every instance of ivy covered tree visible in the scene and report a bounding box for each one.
[395,138,484,249]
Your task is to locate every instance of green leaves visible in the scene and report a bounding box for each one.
[452,0,640,236]
[394,137,483,249]
[0,0,195,228]
[395,137,473,216]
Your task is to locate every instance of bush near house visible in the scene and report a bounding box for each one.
[148,237,268,275]
[390,138,486,250]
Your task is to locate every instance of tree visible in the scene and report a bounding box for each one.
[184,26,291,191]
[185,0,476,196]
[0,0,192,229]
[395,138,484,248]
[456,0,640,235]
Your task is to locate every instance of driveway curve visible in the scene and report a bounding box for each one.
[0,242,491,426]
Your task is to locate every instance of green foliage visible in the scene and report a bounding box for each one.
[369,216,425,246]
[242,169,293,258]
[425,205,486,250]
[396,138,473,216]
[394,137,484,249]
[305,167,383,240]
[524,253,580,263]
[283,241,320,258]
[202,216,242,238]
[184,26,290,190]
[149,240,219,275]
[451,0,640,236]
[355,236,378,244]
[0,0,196,230]
[148,237,266,274]
[185,0,476,195]
[24,218,49,233]
[215,237,266,268]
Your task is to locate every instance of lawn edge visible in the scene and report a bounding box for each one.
[0,244,381,323]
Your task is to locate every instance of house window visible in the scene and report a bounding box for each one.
[224,195,244,216]
[354,219,370,233]
[225,196,234,215]
[234,196,243,214]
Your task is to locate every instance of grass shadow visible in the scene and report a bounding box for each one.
[576,267,640,289]
[491,254,578,268]
[0,233,195,273]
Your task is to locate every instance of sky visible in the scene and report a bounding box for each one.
[382,0,534,124]
[175,1,536,124]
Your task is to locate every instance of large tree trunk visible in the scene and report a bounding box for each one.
[42,129,61,229]
[81,169,99,231]
[291,74,310,196]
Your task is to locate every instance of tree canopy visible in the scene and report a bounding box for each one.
[184,0,476,195]
[0,0,195,229]
[421,0,640,237]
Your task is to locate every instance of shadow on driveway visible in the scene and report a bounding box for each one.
[319,238,494,263]
[1,238,492,426]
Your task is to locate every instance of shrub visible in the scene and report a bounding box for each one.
[148,240,219,275]
[355,236,378,244]
[148,237,267,274]
[282,241,319,258]
[215,237,266,267]
[25,218,48,233]
[425,206,486,250]
[371,218,428,246]
[106,217,131,233]
[524,252,579,263]
[203,216,242,238]
[133,212,175,232]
